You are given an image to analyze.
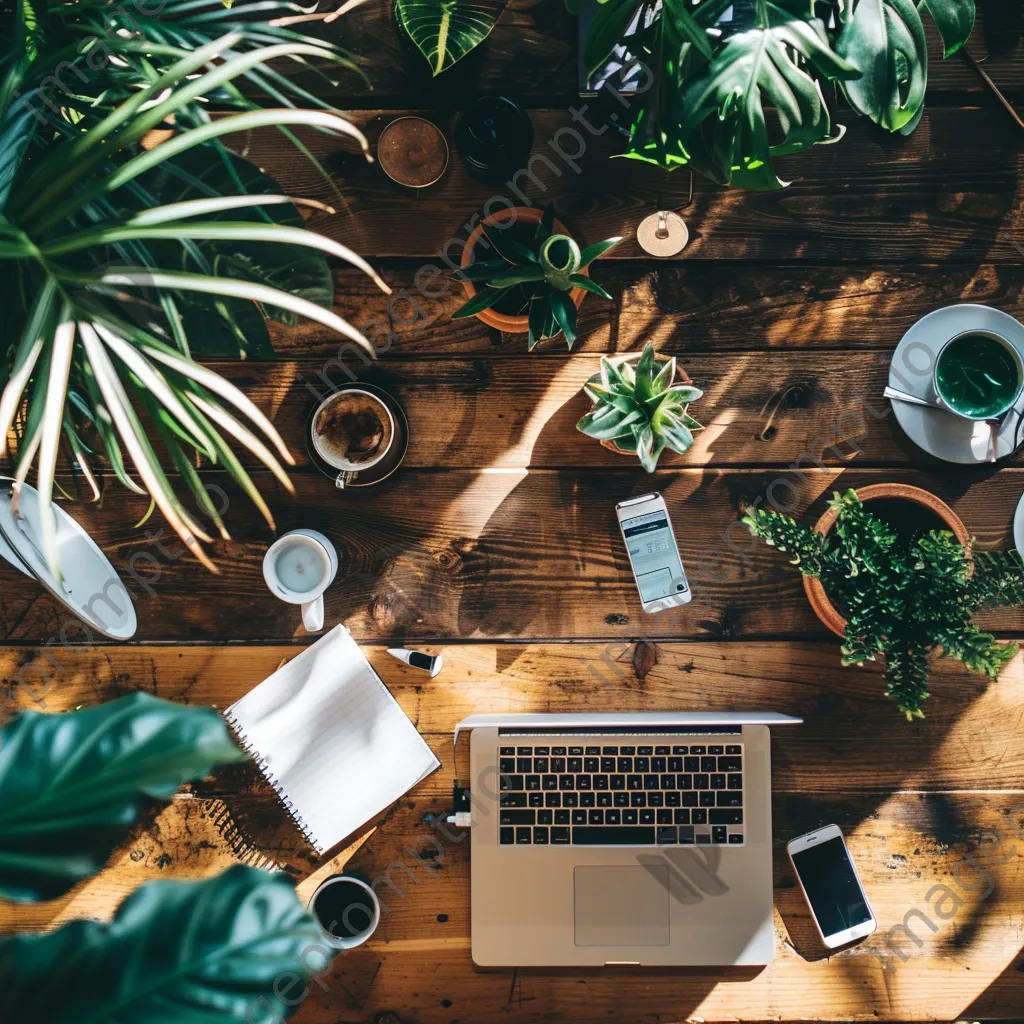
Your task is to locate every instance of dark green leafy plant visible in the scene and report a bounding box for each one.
[743,489,1024,718]
[576,0,976,187]
[1,0,389,573]
[577,342,702,471]
[0,692,246,901]
[453,204,621,350]
[0,693,329,1022]
[395,0,504,75]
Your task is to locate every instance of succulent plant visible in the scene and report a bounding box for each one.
[454,204,621,350]
[576,342,703,471]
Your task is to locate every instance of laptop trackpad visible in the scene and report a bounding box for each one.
[573,865,671,946]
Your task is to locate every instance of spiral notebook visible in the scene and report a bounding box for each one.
[223,625,440,854]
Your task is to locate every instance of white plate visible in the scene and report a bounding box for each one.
[1014,491,1024,562]
[0,478,137,639]
[889,303,1024,464]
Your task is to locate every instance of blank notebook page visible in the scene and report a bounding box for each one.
[223,624,440,853]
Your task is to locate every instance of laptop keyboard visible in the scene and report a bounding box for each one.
[497,742,744,847]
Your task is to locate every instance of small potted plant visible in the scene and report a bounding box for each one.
[454,204,621,350]
[743,487,1024,719]
[576,342,703,471]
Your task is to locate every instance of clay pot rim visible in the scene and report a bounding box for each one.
[802,483,971,638]
[459,206,587,335]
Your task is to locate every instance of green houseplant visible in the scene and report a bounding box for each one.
[1,0,389,575]
[577,342,703,470]
[454,203,621,350]
[0,692,329,1022]
[575,0,976,188]
[743,488,1024,719]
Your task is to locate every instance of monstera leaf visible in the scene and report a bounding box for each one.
[395,0,505,75]
[0,693,247,902]
[679,3,860,189]
[836,0,928,131]
[920,0,975,57]
[0,866,329,1024]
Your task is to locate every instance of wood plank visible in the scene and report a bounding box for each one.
[3,468,1024,645]
[267,262,1024,357]
[280,1,1024,104]
[3,643,1024,794]
[236,107,1024,262]
[3,788,1021,1021]
[206,348,1011,472]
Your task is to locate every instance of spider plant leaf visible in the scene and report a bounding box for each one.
[528,297,550,350]
[480,223,538,265]
[78,362,147,497]
[395,0,503,76]
[126,194,335,225]
[186,392,295,495]
[93,324,217,462]
[92,268,375,363]
[460,259,511,281]
[549,290,578,349]
[35,315,75,582]
[453,286,512,318]
[61,412,101,505]
[568,274,613,301]
[78,323,218,571]
[0,276,55,458]
[577,236,623,269]
[486,266,545,288]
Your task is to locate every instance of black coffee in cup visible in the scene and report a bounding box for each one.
[313,390,394,470]
[310,877,378,944]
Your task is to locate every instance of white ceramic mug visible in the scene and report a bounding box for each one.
[308,875,381,950]
[310,389,396,490]
[262,529,338,632]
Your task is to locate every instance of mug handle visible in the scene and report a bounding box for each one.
[301,594,325,632]
[335,471,357,489]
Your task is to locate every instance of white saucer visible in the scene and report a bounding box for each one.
[889,304,1024,464]
[0,478,137,639]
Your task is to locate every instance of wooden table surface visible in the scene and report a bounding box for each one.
[3,3,1024,1022]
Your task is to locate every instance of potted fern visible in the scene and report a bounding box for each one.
[577,343,703,471]
[743,487,1024,719]
[454,204,621,350]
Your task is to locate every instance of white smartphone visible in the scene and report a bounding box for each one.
[787,824,876,948]
[615,492,691,613]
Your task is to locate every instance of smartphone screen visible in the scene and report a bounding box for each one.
[621,508,686,603]
[791,836,872,939]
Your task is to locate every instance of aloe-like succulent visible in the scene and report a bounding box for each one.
[577,342,703,471]
[454,204,621,350]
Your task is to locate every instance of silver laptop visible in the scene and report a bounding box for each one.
[456,712,801,967]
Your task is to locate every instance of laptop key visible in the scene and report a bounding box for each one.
[710,809,743,825]
[564,793,579,807]
[643,775,659,790]
[718,756,742,773]
[614,791,629,807]
[638,746,653,755]
[534,827,549,845]
[589,809,604,824]
[679,826,695,844]
[651,757,666,772]
[571,810,587,825]
[712,826,728,844]
[657,826,677,844]
[624,809,638,824]
[597,792,612,807]
[529,792,544,808]
[611,774,626,790]
[593,775,609,789]
[677,774,692,790]
[699,792,715,807]
[525,775,541,791]
[517,759,532,773]
[501,810,535,825]
[672,745,688,755]
[629,792,646,807]
[559,775,575,790]
[551,757,566,773]
[634,757,650,773]
[694,774,710,789]
[517,747,532,755]
[717,791,742,806]
[684,756,699,772]
[545,793,561,807]
[542,775,558,790]
[682,792,698,807]
[729,833,744,844]
[728,774,743,789]
[668,757,683,772]
[584,757,599,772]
[502,775,524,791]
[690,745,706,755]
[576,775,592,790]
[726,745,741,755]
[701,756,716,772]
[601,757,616,772]
[655,745,670,755]
[534,758,549,772]
[572,826,655,845]
[585,746,600,755]
[692,809,707,824]
[534,747,549,756]
[552,747,567,756]
[660,774,675,788]
[617,757,632,773]
[648,792,663,807]
[555,810,570,825]
[515,827,531,844]
[500,758,515,773]
[500,827,514,845]
[657,809,672,824]
[696,833,711,845]
[710,774,726,789]
[569,746,584,755]
[627,775,643,790]
[620,745,635,755]
[552,827,570,844]
[674,809,690,824]
[580,792,596,807]
[538,810,553,825]
[709,745,724,755]
[665,791,681,806]
[606,809,621,824]
[602,746,618,755]
[501,792,528,807]
[640,809,655,824]
[567,757,582,773]
[500,747,515,756]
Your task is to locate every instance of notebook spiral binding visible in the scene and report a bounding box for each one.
[222,709,322,852]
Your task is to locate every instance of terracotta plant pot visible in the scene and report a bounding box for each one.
[459,206,587,335]
[803,483,970,638]
[588,352,694,458]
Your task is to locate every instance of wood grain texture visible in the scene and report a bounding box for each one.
[235,107,1024,262]
[3,468,1024,644]
[271,262,1024,356]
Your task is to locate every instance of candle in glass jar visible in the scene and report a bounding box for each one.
[377,116,449,188]
[274,541,326,594]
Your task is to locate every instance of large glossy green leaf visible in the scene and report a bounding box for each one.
[0,693,247,902]
[836,0,928,132]
[919,0,975,57]
[395,0,504,75]
[0,865,329,1024]
[680,3,860,189]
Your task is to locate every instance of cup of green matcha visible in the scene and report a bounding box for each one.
[934,329,1024,420]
